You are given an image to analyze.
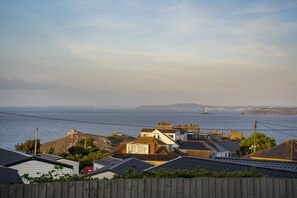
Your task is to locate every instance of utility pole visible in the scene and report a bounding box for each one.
[34,128,39,155]
[253,121,257,153]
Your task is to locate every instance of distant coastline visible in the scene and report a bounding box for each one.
[241,108,297,116]
[137,103,297,116]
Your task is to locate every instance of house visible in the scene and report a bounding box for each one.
[245,139,297,162]
[0,166,22,184]
[214,141,240,157]
[113,136,185,165]
[39,153,80,175]
[0,148,75,180]
[204,139,240,157]
[140,129,179,148]
[93,157,122,171]
[114,136,171,155]
[145,156,297,178]
[204,139,230,157]
[229,130,243,140]
[177,141,212,158]
[4,156,74,178]
[87,158,153,179]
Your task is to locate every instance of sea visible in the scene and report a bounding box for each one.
[0,107,297,150]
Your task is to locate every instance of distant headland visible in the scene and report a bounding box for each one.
[241,107,297,116]
[137,103,297,116]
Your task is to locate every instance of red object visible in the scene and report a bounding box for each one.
[85,166,93,174]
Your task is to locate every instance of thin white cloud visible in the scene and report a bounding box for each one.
[227,44,287,57]
[233,2,297,15]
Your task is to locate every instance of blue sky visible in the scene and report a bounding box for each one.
[0,0,297,106]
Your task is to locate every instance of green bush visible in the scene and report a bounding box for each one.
[114,167,263,179]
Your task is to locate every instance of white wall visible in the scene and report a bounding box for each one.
[91,171,115,179]
[57,159,79,175]
[9,160,73,178]
[150,130,179,148]
[93,163,105,171]
[126,143,149,154]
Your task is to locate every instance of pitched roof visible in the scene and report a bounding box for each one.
[93,156,122,166]
[4,156,73,169]
[131,136,166,145]
[185,150,211,158]
[0,166,22,184]
[112,154,179,161]
[204,139,227,152]
[214,141,240,152]
[38,154,63,161]
[145,156,297,178]
[88,158,153,176]
[178,141,210,150]
[141,128,180,133]
[214,157,297,173]
[0,148,31,165]
[246,139,297,161]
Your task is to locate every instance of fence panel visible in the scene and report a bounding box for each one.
[1,178,297,198]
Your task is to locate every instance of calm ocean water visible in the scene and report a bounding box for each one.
[0,107,297,149]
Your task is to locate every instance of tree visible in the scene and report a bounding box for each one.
[15,139,40,154]
[64,138,110,169]
[45,146,55,154]
[240,132,276,156]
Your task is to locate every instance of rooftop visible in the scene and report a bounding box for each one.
[145,156,297,178]
[0,148,31,165]
[178,141,210,150]
[214,157,297,173]
[245,139,297,161]
[88,158,153,176]
[141,128,180,133]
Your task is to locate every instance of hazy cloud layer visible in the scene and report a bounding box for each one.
[0,78,57,89]
[0,0,296,106]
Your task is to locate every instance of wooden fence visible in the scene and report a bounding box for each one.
[1,178,297,198]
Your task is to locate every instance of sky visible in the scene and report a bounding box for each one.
[0,0,297,107]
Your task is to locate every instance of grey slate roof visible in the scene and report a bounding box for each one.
[214,157,297,173]
[0,147,73,169]
[205,140,227,152]
[4,156,73,169]
[215,141,240,152]
[178,141,210,150]
[93,157,122,166]
[38,154,63,161]
[88,158,154,176]
[0,166,22,184]
[0,148,31,165]
[145,156,297,178]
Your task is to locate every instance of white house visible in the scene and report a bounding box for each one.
[141,128,187,141]
[5,156,74,178]
[39,153,79,175]
[0,148,76,183]
[140,129,179,148]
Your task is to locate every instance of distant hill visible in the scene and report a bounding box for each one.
[40,130,135,154]
[137,103,297,113]
[138,103,257,111]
